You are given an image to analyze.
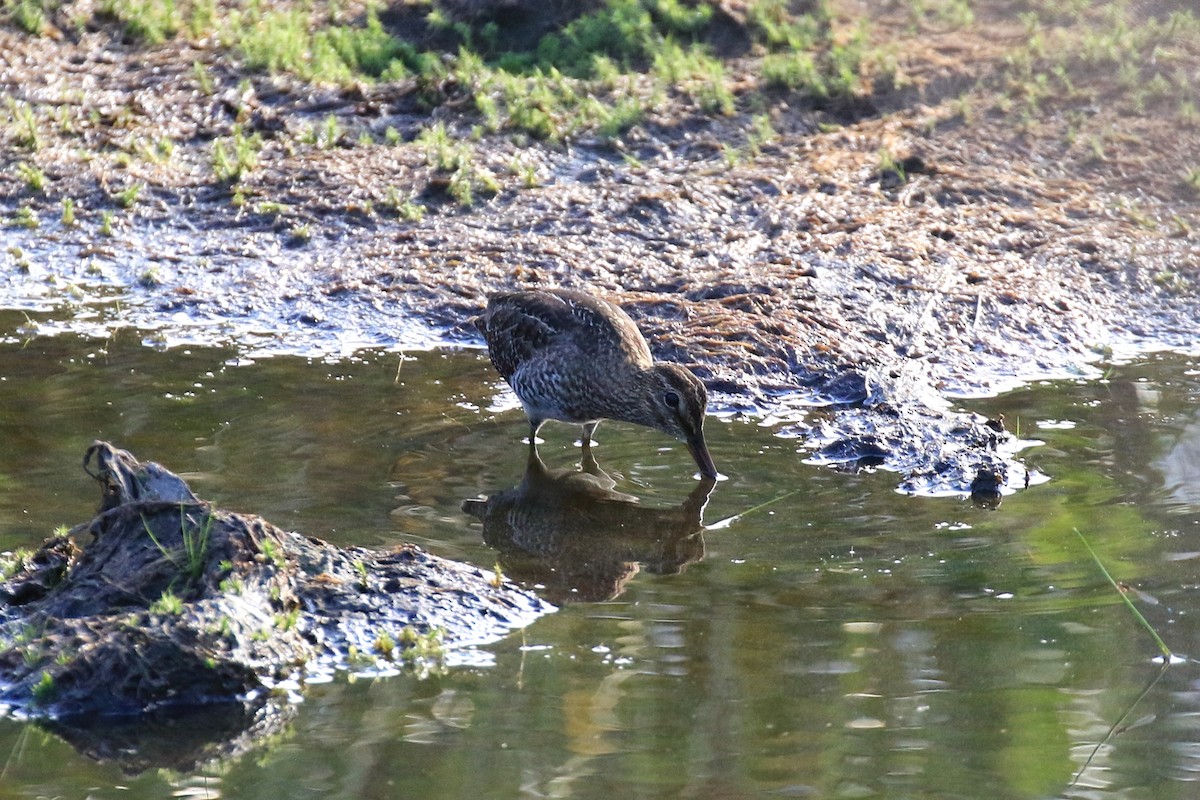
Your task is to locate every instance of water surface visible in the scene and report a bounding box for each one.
[0,316,1198,799]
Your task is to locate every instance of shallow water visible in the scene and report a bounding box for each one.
[0,315,1199,799]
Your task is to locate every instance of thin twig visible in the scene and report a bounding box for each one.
[1073,527,1172,658]
[1068,527,1176,787]
[705,489,801,530]
[394,350,406,384]
[1070,660,1169,788]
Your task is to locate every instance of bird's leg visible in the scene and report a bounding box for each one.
[580,441,603,476]
[526,418,545,445]
[581,421,600,448]
[578,421,609,475]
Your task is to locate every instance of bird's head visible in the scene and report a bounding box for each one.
[639,364,719,480]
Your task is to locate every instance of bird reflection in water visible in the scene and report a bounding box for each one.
[462,444,717,603]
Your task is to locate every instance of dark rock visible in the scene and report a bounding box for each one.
[0,442,553,721]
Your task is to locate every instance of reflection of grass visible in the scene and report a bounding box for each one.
[705,489,801,530]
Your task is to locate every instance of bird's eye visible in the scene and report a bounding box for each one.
[663,391,680,408]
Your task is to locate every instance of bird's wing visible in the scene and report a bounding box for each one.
[554,290,654,365]
[475,294,561,380]
[477,290,654,379]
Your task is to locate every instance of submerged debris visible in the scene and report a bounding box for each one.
[0,442,553,721]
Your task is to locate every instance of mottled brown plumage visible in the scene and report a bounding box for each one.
[474,289,718,479]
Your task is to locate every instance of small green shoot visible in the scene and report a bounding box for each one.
[7,98,40,150]
[211,126,262,183]
[416,122,462,171]
[274,609,300,630]
[0,548,32,580]
[877,148,908,184]
[150,589,184,615]
[259,537,287,568]
[192,60,214,95]
[1182,167,1200,198]
[320,113,342,149]
[140,506,214,585]
[139,267,162,288]
[254,199,287,216]
[509,157,539,189]
[31,671,56,704]
[398,625,445,663]
[13,206,39,229]
[113,182,143,209]
[397,198,426,222]
[219,575,245,594]
[747,113,776,155]
[287,224,312,245]
[17,162,46,192]
[375,630,396,660]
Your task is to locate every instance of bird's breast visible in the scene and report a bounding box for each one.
[511,361,624,424]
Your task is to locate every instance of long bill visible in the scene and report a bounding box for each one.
[686,434,719,480]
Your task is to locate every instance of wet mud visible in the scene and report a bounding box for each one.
[1,4,1198,497]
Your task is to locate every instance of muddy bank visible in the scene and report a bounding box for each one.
[0,442,551,724]
[1,3,1198,495]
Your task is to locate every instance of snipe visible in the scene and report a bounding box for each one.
[474,288,719,479]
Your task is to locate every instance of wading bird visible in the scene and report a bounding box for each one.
[474,288,719,479]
